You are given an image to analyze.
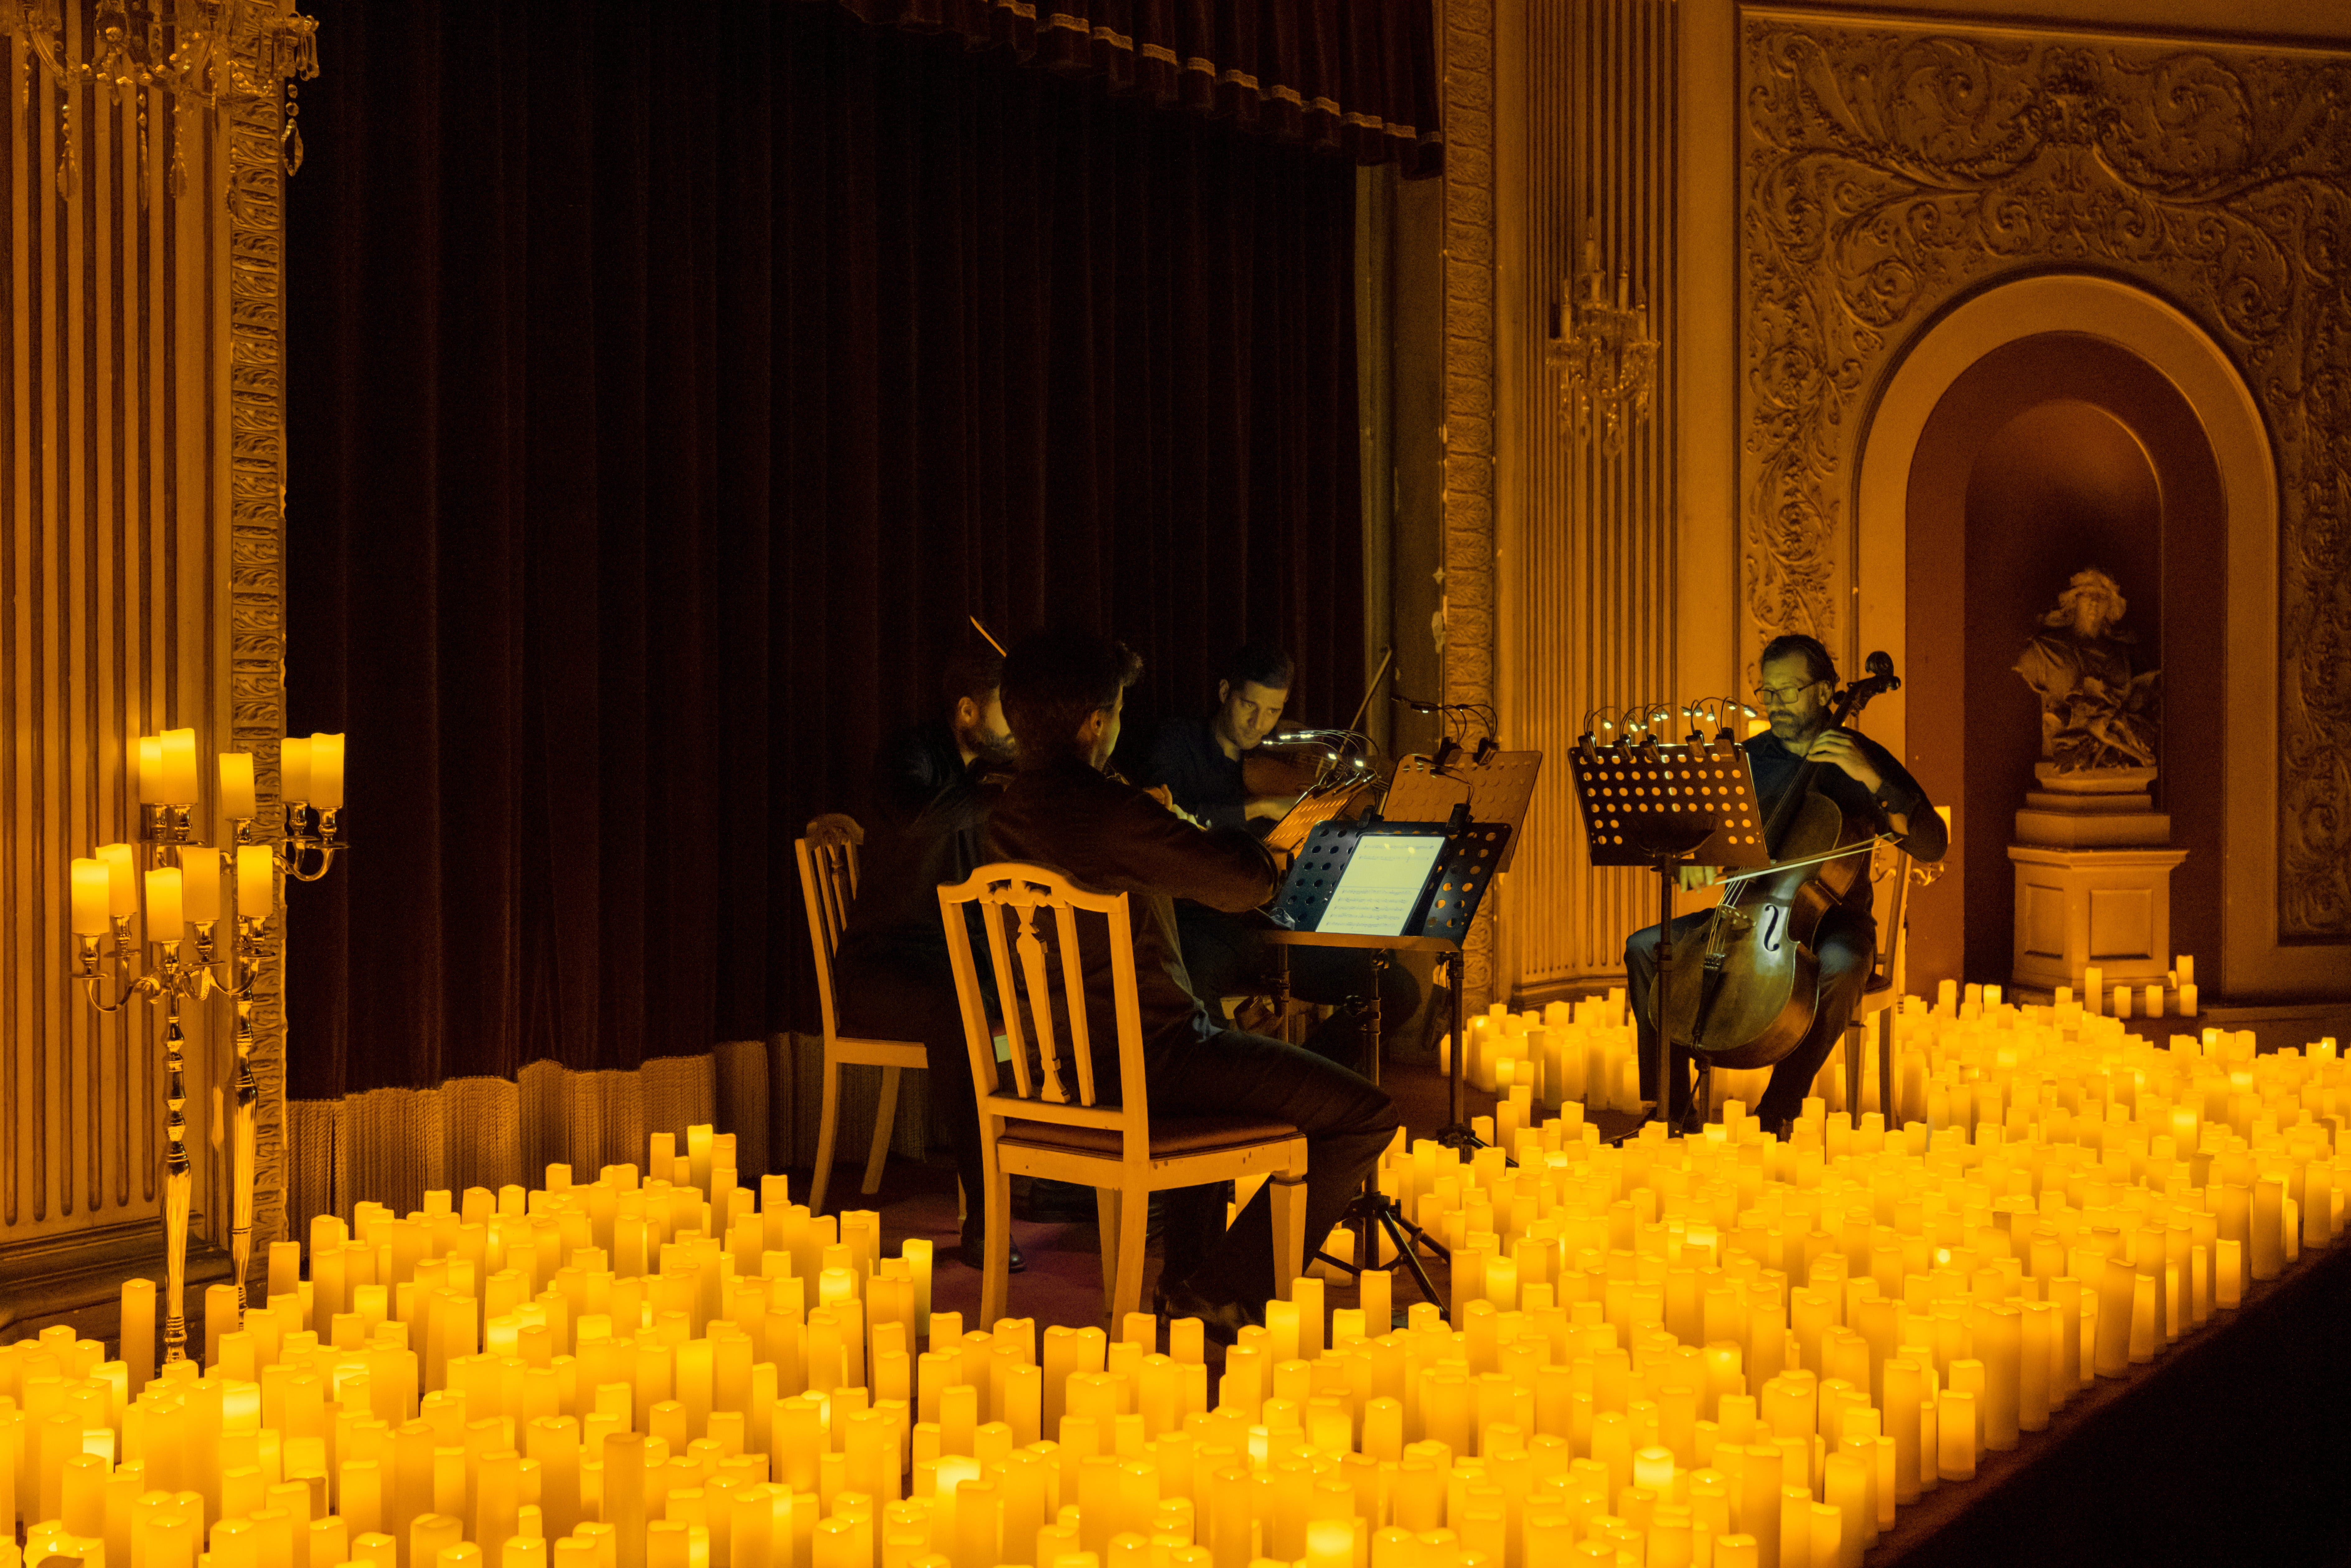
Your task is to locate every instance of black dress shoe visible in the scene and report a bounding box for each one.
[1154,1276,1261,1347]
[955,1231,1024,1272]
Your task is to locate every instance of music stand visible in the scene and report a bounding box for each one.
[1566,737,1771,1132]
[1263,808,1512,1316]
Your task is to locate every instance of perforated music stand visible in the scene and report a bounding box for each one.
[1262,809,1512,1316]
[1566,738,1771,1131]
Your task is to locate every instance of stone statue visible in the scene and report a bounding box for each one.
[2013,567,2161,771]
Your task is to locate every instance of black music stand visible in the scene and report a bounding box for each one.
[1262,809,1512,1316]
[1565,737,1771,1133]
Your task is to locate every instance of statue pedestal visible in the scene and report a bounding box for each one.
[2010,766,2186,990]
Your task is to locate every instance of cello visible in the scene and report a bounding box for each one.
[1660,652,1903,1071]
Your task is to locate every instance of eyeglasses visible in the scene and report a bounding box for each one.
[1754,682,1823,705]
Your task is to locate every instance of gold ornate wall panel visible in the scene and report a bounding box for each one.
[1,11,291,1274]
[1496,0,1683,997]
[1738,6,2351,940]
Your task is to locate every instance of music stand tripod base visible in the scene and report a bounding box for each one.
[1565,738,1771,1135]
[1265,932,1451,1318]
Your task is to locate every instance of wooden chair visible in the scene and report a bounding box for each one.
[797,832,931,1217]
[939,861,1310,1329]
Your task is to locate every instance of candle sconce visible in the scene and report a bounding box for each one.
[70,728,348,1366]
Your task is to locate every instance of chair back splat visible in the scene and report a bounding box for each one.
[940,861,1309,1328]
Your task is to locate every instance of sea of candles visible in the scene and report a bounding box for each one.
[2,994,2344,1568]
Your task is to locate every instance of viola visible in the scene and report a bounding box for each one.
[1660,653,1902,1069]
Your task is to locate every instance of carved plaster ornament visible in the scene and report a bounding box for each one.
[2014,567,2160,772]
[1739,21,2351,933]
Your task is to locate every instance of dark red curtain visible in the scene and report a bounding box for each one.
[284,1,1389,1095]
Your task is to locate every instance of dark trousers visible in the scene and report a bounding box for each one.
[1146,1027,1400,1308]
[833,948,988,1232]
[1176,904,1424,1070]
[1625,905,1875,1127]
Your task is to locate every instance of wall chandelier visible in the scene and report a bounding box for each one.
[7,0,318,192]
[1549,240,1659,454]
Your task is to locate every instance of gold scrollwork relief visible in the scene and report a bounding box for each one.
[1739,13,2351,936]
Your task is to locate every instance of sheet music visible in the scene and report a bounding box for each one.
[1317,835,1444,936]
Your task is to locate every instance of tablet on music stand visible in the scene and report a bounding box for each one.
[1272,820,1452,937]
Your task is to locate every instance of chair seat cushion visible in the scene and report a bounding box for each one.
[999,1112,1301,1158]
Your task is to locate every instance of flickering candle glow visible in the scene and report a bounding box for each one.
[221,753,259,820]
[72,859,112,936]
[96,843,140,916]
[238,845,277,919]
[181,851,223,925]
[282,736,314,801]
[145,868,186,944]
[310,734,347,811]
[160,728,201,804]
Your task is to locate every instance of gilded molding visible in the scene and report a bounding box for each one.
[1739,11,2351,936]
[224,72,289,1266]
[1442,0,1500,1005]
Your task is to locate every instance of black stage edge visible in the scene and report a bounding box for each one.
[1875,1233,2351,1567]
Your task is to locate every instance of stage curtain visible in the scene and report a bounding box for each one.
[283,1,1376,1096]
[814,0,1443,174]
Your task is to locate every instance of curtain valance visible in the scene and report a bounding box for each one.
[821,0,1442,172]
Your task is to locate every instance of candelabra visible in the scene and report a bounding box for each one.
[1549,240,1659,454]
[70,727,347,1363]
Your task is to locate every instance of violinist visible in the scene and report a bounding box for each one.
[1625,634,1947,1136]
[826,638,1022,1271]
[1143,643,1422,1065]
[987,629,1399,1340]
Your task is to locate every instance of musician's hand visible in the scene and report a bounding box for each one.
[1804,729,1883,793]
[1678,865,1719,891]
[805,813,864,849]
[1145,784,1208,830]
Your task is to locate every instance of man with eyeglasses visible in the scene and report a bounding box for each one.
[1623,633,1947,1136]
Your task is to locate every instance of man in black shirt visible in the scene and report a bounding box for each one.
[831,640,1021,1269]
[988,630,1400,1339]
[1626,633,1948,1135]
[1143,644,1422,1064]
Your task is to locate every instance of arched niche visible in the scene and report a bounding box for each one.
[1853,274,2280,998]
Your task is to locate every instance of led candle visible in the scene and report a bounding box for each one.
[138,736,168,802]
[281,737,314,802]
[146,868,186,945]
[237,845,276,919]
[2144,985,2163,1018]
[72,859,112,936]
[310,735,346,811]
[2176,954,2194,987]
[1935,1392,1975,1482]
[2178,982,2198,1016]
[162,729,202,803]
[182,851,223,926]
[2083,967,2103,1014]
[220,753,259,821]
[97,844,140,916]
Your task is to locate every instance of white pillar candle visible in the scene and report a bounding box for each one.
[145,868,186,944]
[162,729,201,803]
[72,859,113,936]
[138,736,167,803]
[181,852,223,925]
[2083,967,2103,1013]
[309,736,347,811]
[2176,954,2194,986]
[281,737,314,802]
[220,753,259,821]
[97,843,140,916]
[2112,985,2132,1019]
[122,1278,157,1394]
[2143,985,2163,1018]
[2178,982,2198,1016]
[237,845,276,919]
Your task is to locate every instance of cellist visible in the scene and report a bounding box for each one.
[1625,634,1948,1136]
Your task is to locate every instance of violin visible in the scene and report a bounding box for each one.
[1242,730,1360,798]
[1660,652,1902,1069]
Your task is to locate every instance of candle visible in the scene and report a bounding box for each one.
[310,735,347,811]
[2176,954,2194,986]
[237,845,277,919]
[2179,982,2198,1017]
[282,736,314,802]
[162,728,201,804]
[2216,1238,2244,1309]
[182,851,223,925]
[122,1277,157,1394]
[97,843,140,916]
[1936,1391,1975,1481]
[138,736,167,803]
[2083,966,2103,1013]
[72,859,112,936]
[2144,984,2163,1018]
[146,867,186,944]
[221,753,259,821]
